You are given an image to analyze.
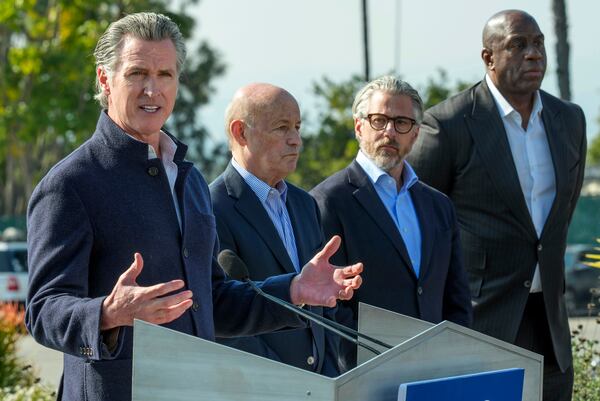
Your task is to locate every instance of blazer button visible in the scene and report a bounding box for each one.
[306,356,315,366]
[183,247,189,258]
[192,302,199,312]
[417,286,423,295]
[147,166,159,176]
[524,280,532,288]
[537,244,543,252]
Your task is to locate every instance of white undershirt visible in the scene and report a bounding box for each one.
[486,75,556,293]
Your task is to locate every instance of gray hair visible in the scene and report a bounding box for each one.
[93,12,186,108]
[352,75,423,124]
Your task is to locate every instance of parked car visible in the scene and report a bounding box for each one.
[564,244,600,316]
[0,241,28,303]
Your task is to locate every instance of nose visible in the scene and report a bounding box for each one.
[525,44,544,60]
[382,120,397,137]
[287,128,302,147]
[144,77,160,98]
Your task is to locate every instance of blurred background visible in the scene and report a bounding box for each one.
[0,0,599,397]
[2,0,599,312]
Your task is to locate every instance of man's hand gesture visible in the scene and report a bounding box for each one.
[100,253,193,330]
[290,235,363,307]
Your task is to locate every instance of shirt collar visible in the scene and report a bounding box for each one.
[356,150,419,193]
[122,129,177,163]
[231,158,288,203]
[485,74,543,119]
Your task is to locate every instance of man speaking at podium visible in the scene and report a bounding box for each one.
[211,83,340,377]
[25,12,362,401]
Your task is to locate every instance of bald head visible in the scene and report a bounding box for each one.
[225,83,297,146]
[225,83,302,186]
[481,9,546,110]
[482,10,539,49]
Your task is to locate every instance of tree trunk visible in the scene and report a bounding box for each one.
[552,0,571,100]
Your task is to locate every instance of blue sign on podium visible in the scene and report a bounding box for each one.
[397,368,525,401]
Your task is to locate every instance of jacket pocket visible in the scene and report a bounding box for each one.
[84,358,132,401]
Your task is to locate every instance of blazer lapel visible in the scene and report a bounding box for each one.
[223,164,297,274]
[409,183,434,280]
[347,161,415,277]
[465,81,537,240]
[286,193,310,265]
[539,94,567,236]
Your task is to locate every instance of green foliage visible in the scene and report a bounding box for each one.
[289,70,472,190]
[288,75,363,190]
[0,0,224,214]
[588,131,600,166]
[572,321,600,401]
[420,69,472,109]
[0,303,54,400]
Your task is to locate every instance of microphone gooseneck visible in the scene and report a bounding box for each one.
[217,249,393,356]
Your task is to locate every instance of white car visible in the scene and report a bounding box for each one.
[0,241,28,303]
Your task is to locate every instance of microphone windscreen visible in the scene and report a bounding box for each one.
[217,249,250,281]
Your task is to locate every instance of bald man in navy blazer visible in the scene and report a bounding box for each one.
[211,83,339,376]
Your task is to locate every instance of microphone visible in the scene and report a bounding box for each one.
[217,249,393,356]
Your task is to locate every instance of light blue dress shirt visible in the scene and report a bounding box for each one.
[231,158,301,272]
[355,150,422,277]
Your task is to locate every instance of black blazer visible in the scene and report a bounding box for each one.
[210,162,339,376]
[311,160,472,370]
[407,80,587,371]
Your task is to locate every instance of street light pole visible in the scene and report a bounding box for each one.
[361,0,370,81]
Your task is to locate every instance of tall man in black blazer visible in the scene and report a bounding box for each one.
[210,83,341,376]
[311,76,472,371]
[407,10,587,401]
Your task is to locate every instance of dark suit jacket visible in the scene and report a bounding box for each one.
[210,163,338,376]
[407,80,587,371]
[26,112,302,401]
[311,160,472,370]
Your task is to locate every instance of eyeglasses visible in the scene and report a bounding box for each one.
[364,113,417,134]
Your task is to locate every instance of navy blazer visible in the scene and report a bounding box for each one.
[311,160,472,370]
[210,163,339,376]
[26,112,302,401]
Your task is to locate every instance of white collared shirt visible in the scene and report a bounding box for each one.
[486,75,556,292]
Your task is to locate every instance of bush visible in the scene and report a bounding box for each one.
[572,242,600,401]
[572,320,600,401]
[0,303,54,401]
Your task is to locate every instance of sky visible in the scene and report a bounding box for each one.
[183,0,599,149]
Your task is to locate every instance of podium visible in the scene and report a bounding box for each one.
[132,303,542,401]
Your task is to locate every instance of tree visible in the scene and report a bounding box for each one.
[0,0,224,216]
[289,70,471,190]
[552,0,571,100]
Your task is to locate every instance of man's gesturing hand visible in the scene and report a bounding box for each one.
[100,253,193,331]
[290,235,363,308]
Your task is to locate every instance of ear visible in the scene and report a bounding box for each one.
[481,48,494,71]
[354,117,364,140]
[97,66,110,94]
[411,125,420,142]
[230,120,248,146]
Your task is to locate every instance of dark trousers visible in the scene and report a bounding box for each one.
[515,293,573,401]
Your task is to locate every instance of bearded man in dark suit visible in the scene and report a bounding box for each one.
[407,10,587,401]
[311,76,472,372]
